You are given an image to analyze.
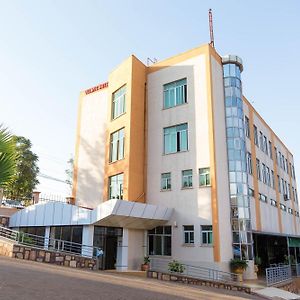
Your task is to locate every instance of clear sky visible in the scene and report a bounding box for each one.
[0,0,299,197]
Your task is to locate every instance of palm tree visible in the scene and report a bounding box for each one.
[0,125,16,188]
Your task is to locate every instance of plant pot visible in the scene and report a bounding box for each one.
[141,264,149,271]
[232,267,245,275]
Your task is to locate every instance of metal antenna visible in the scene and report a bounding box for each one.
[208,9,215,48]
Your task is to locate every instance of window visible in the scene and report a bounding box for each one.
[253,125,258,146]
[280,203,286,211]
[109,128,125,162]
[269,141,273,159]
[266,167,270,186]
[108,173,124,200]
[278,151,282,168]
[277,175,281,193]
[256,159,261,181]
[259,193,267,203]
[292,187,295,201]
[246,152,252,175]
[286,159,288,174]
[182,169,193,188]
[271,170,275,189]
[263,136,268,155]
[288,183,291,200]
[148,226,171,256]
[295,211,300,217]
[262,163,267,184]
[248,187,254,197]
[161,173,171,191]
[288,208,293,214]
[295,189,298,203]
[163,78,187,109]
[275,147,278,165]
[112,85,126,119]
[245,116,250,138]
[183,225,194,244]
[164,123,188,154]
[201,225,213,245]
[270,199,277,207]
[259,131,264,150]
[292,165,296,179]
[199,168,210,186]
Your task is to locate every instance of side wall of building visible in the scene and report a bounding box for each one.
[73,88,108,208]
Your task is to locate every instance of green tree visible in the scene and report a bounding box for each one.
[4,136,39,199]
[0,125,17,188]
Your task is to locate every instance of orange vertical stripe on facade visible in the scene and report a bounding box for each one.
[102,56,147,203]
[247,106,262,231]
[72,92,84,202]
[271,134,283,233]
[206,45,221,262]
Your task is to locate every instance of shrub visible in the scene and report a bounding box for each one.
[168,260,185,273]
[230,258,248,270]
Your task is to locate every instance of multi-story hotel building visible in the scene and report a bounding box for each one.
[9,43,299,277]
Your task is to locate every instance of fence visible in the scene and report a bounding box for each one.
[0,226,97,258]
[265,265,292,286]
[150,258,238,282]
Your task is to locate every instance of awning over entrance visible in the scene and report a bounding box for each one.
[9,199,173,230]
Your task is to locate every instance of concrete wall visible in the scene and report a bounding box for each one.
[243,100,299,236]
[146,54,216,266]
[74,88,108,208]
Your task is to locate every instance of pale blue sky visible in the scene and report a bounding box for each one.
[0,0,299,196]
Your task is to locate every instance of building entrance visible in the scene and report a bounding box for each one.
[93,226,122,270]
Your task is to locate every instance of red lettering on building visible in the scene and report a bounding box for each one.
[85,82,109,95]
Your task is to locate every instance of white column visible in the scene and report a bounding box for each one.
[44,226,50,249]
[116,228,128,271]
[81,225,94,257]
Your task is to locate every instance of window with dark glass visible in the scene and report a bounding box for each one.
[164,123,188,154]
[148,226,171,256]
[253,125,258,146]
[183,225,194,244]
[244,116,250,138]
[163,78,187,109]
[201,225,213,245]
[256,159,261,181]
[246,152,252,175]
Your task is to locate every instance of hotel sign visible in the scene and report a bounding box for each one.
[85,82,108,95]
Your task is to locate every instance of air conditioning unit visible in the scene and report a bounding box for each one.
[284,194,289,201]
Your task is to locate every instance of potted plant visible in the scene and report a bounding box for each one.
[141,256,150,271]
[254,256,262,273]
[230,258,248,277]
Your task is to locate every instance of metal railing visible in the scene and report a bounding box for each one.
[150,258,238,282]
[265,265,292,286]
[0,226,97,258]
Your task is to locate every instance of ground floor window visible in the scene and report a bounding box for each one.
[51,226,83,244]
[201,225,213,245]
[148,226,171,256]
[20,226,45,237]
[183,225,194,244]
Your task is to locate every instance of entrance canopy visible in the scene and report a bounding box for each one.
[9,199,173,230]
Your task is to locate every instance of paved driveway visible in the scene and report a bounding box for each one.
[0,256,260,300]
